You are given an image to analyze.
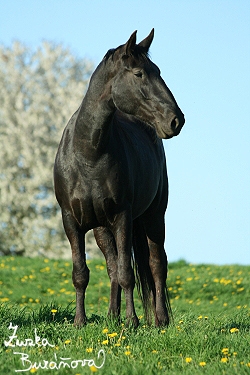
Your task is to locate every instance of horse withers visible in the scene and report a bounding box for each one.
[54,29,185,327]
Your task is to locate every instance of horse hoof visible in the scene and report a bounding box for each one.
[126,315,139,329]
[74,315,87,328]
[155,317,170,327]
[107,312,121,324]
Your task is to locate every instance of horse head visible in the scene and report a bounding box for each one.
[106,29,185,139]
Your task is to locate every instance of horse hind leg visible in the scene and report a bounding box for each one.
[149,240,170,327]
[145,220,171,327]
[94,227,121,320]
[62,210,89,327]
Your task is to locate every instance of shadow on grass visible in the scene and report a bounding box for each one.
[0,303,121,329]
[0,302,75,327]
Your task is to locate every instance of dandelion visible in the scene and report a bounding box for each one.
[64,339,71,345]
[161,330,166,334]
[125,351,131,356]
[102,340,108,345]
[102,328,108,334]
[221,357,228,363]
[51,309,57,313]
[230,327,239,333]
[199,362,206,367]
[90,366,98,372]
[86,347,93,353]
[108,332,118,338]
[185,357,192,363]
[237,287,244,292]
[30,368,37,373]
[221,348,229,355]
[198,315,203,320]
[152,350,158,354]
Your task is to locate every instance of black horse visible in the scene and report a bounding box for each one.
[54,29,185,327]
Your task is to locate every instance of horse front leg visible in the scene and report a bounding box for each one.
[113,212,139,328]
[93,227,121,319]
[62,210,89,326]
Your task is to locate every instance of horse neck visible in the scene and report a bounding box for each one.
[74,63,115,157]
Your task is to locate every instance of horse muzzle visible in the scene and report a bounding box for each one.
[157,112,185,139]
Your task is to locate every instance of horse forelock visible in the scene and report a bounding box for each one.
[103,44,150,64]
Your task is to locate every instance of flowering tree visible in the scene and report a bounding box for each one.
[0,41,98,257]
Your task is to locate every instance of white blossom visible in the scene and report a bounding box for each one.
[0,41,97,257]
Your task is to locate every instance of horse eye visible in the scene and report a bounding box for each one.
[134,71,143,78]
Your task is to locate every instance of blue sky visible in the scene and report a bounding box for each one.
[1,0,249,265]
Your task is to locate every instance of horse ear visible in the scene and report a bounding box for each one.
[124,30,137,55]
[138,28,154,53]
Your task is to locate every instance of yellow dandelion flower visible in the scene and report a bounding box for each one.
[64,339,71,345]
[51,309,57,314]
[30,368,37,373]
[102,340,108,345]
[185,357,192,363]
[160,330,166,334]
[152,350,158,354]
[237,287,244,292]
[108,332,118,338]
[86,347,93,353]
[198,315,203,320]
[125,351,131,356]
[199,362,206,367]
[230,327,239,333]
[90,365,98,372]
[221,348,229,355]
[221,357,228,363]
[102,328,109,334]
[247,363,250,367]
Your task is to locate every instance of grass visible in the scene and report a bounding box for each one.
[0,256,249,374]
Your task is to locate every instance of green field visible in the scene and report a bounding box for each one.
[0,256,249,374]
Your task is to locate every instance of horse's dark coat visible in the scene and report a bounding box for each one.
[54,29,185,327]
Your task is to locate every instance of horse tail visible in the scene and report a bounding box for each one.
[132,218,155,325]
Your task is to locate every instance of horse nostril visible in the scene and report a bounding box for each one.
[171,117,179,131]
